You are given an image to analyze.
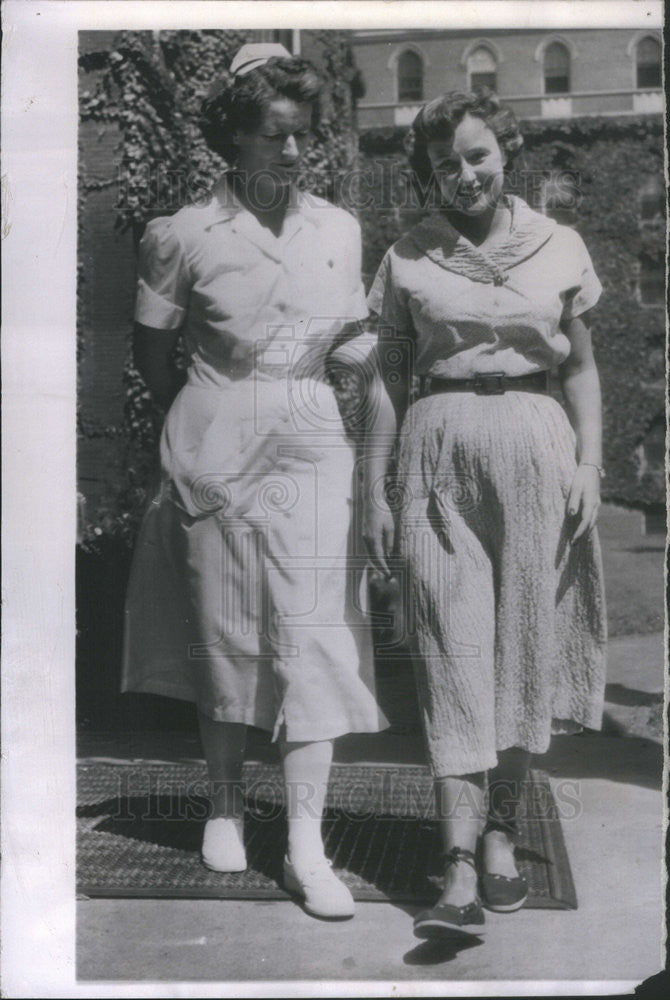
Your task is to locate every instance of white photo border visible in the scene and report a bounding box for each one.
[1,2,665,996]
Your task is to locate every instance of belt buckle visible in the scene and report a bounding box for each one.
[474,372,505,395]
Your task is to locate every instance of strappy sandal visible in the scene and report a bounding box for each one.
[479,816,528,913]
[413,847,486,939]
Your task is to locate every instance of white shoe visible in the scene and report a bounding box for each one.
[201,817,247,872]
[282,855,354,919]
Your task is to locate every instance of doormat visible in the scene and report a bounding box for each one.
[77,761,577,908]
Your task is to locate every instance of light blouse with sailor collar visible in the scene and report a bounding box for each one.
[367,196,602,379]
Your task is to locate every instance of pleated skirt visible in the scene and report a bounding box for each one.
[397,390,607,777]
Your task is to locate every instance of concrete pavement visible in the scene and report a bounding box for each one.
[76,629,665,988]
[77,735,663,986]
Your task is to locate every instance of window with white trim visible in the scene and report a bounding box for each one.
[543,41,570,94]
[467,46,497,93]
[397,49,423,102]
[636,36,661,88]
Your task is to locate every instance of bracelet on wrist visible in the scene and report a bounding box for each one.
[579,462,605,480]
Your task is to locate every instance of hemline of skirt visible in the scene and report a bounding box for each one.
[426,715,603,779]
[121,679,388,742]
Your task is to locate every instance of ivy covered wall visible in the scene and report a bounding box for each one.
[78,29,360,544]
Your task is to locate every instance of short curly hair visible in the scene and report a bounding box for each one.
[405,89,524,204]
[200,56,324,164]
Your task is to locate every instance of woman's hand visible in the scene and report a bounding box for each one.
[567,464,601,543]
[558,315,603,545]
[362,499,396,579]
[359,356,401,580]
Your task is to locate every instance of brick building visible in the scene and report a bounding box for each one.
[351,28,663,126]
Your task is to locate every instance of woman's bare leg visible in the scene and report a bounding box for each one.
[197,712,247,819]
[484,746,531,876]
[280,738,333,866]
[433,772,486,906]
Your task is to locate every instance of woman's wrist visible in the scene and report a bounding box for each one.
[579,461,605,479]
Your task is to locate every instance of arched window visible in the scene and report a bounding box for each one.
[467,46,497,92]
[397,49,423,102]
[544,41,570,94]
[636,36,661,88]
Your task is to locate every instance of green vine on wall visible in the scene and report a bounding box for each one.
[78,30,361,547]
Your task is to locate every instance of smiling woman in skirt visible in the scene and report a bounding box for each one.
[365,90,607,939]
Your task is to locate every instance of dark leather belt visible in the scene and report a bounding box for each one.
[423,370,549,396]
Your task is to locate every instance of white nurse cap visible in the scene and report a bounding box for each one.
[229,42,292,78]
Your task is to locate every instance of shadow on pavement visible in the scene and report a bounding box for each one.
[536,732,663,791]
[605,683,664,707]
[403,933,485,966]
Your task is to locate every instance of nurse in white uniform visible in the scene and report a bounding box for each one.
[122,44,388,919]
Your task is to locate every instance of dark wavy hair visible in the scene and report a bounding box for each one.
[200,56,324,164]
[405,89,524,204]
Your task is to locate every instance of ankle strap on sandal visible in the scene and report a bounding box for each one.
[442,846,477,870]
[483,815,518,837]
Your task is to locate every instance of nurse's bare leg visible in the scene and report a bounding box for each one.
[197,712,248,871]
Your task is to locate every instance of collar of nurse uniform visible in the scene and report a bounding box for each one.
[204,174,310,262]
[408,195,557,285]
